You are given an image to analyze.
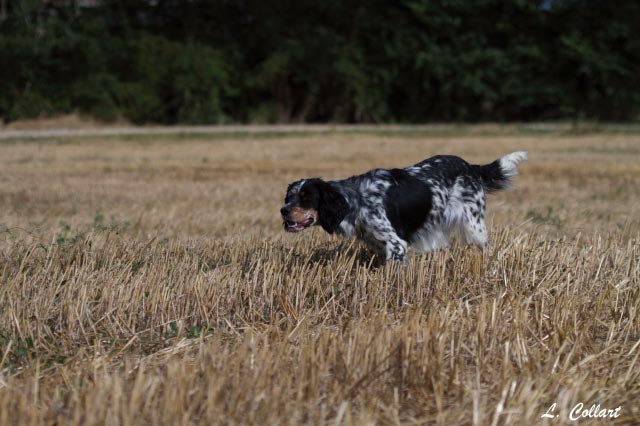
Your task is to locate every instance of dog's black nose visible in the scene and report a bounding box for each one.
[280,207,290,217]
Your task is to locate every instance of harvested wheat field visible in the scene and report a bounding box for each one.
[0,127,639,425]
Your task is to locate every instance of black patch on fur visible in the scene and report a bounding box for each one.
[302,179,350,234]
[384,169,432,242]
[472,160,509,192]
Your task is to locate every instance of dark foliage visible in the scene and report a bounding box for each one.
[0,0,638,124]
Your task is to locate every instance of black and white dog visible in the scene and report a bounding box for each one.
[280,152,527,263]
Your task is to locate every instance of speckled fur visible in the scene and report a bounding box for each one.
[283,152,527,263]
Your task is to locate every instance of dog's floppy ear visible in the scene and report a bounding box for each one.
[315,180,350,234]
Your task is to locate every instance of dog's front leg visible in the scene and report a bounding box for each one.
[384,236,408,263]
[360,232,407,264]
[358,213,408,264]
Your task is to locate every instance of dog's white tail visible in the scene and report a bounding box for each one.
[499,151,528,178]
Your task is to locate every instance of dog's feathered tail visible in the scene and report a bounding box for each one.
[474,151,528,193]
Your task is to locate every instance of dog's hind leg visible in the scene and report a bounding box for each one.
[460,193,488,250]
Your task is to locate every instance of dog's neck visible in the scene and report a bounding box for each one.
[329,179,360,237]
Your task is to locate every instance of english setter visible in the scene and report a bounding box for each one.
[280,152,527,263]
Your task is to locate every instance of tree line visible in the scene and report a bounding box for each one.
[1,0,638,124]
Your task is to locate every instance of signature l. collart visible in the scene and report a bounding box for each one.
[542,403,622,421]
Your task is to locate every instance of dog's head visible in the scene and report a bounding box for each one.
[280,179,349,234]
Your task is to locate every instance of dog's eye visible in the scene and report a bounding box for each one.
[299,191,306,199]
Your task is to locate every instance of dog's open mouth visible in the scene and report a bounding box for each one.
[285,217,315,232]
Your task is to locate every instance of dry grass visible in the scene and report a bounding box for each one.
[0,129,639,425]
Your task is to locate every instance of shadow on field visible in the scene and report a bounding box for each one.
[295,241,381,269]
